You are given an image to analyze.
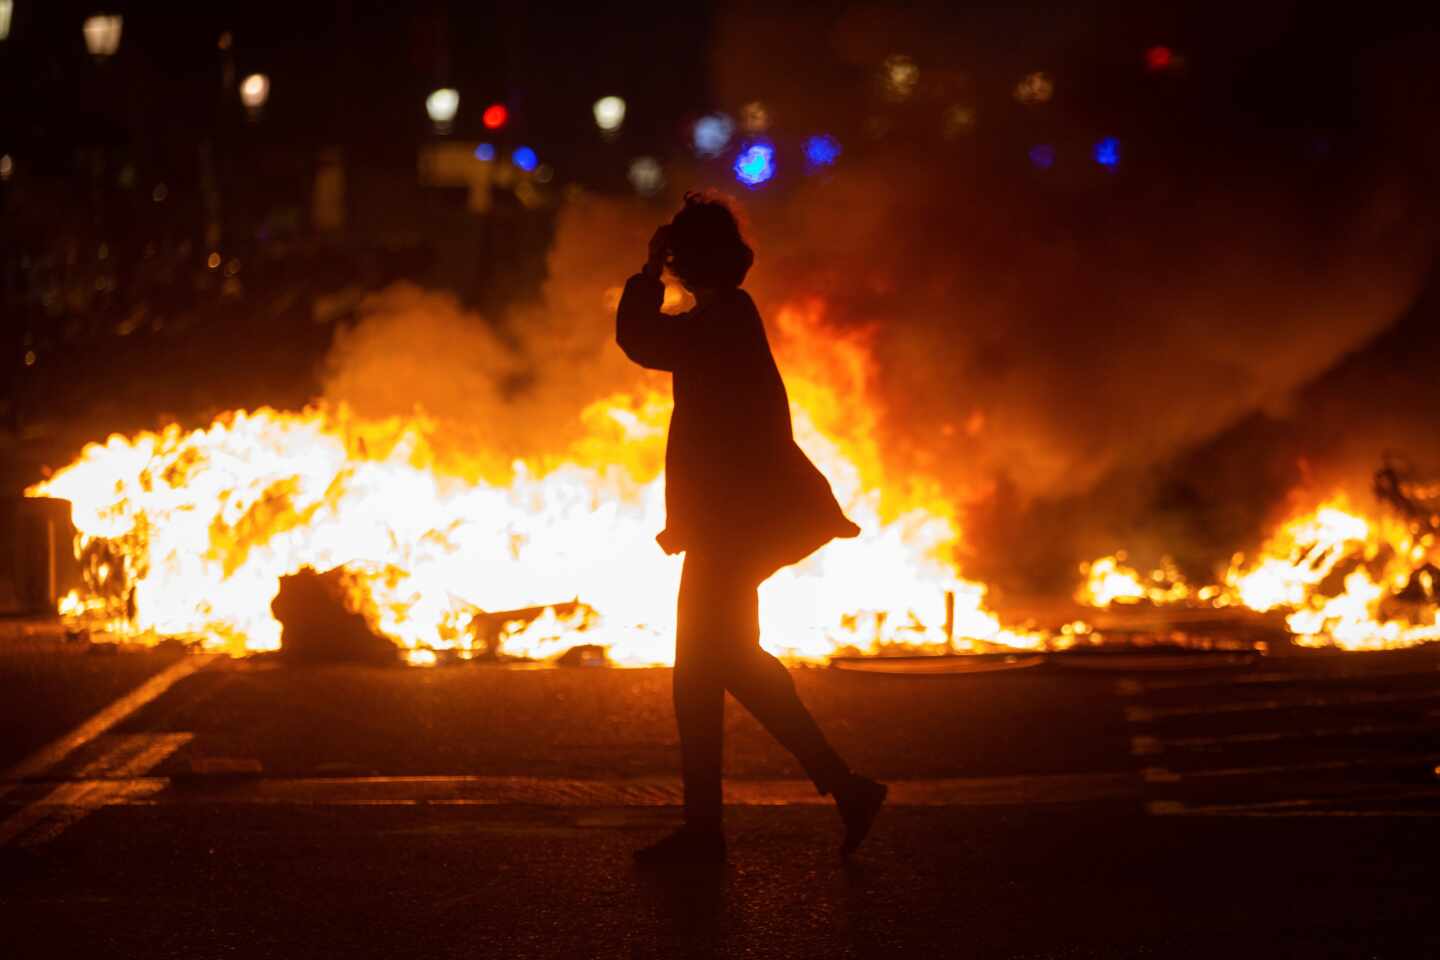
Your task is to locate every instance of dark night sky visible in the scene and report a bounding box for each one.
[3,2,1435,175]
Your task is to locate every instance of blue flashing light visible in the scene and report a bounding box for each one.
[1028,144,1056,170]
[803,134,841,168]
[733,142,775,187]
[1094,137,1121,168]
[693,113,735,159]
[512,146,538,172]
[474,143,496,162]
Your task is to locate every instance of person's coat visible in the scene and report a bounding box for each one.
[616,272,860,580]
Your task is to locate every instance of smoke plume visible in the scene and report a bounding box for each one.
[321,4,1439,595]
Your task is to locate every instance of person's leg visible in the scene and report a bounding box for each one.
[711,568,887,854]
[673,553,727,829]
[709,568,852,796]
[636,554,730,865]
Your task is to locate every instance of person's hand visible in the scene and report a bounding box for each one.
[644,225,671,279]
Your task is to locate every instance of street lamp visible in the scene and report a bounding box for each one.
[628,156,663,196]
[426,88,459,134]
[593,96,626,136]
[82,14,123,60]
[240,73,270,121]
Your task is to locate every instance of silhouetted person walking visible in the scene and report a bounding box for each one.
[617,192,887,866]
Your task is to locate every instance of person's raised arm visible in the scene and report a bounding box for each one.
[616,226,684,371]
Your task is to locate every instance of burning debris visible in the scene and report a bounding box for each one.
[271,567,398,666]
[25,290,1048,667]
[1076,462,1440,651]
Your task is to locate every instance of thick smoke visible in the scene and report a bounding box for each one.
[322,5,1438,596]
[701,5,1437,590]
[320,199,663,478]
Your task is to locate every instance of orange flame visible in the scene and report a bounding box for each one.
[1078,497,1440,650]
[27,299,1043,663]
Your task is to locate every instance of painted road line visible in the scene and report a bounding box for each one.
[1133,719,1440,756]
[52,771,1140,809]
[1124,688,1440,723]
[1140,753,1440,783]
[0,654,216,799]
[0,733,193,847]
[1131,736,1163,756]
[1117,665,1440,697]
[1148,790,1440,818]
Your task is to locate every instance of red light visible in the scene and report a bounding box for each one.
[482,104,508,129]
[1145,46,1173,72]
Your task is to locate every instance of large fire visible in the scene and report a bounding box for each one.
[28,298,1043,665]
[1077,498,1440,651]
[27,290,1440,662]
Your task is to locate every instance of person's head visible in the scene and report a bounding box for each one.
[665,191,754,292]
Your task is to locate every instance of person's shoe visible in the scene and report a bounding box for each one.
[633,826,727,867]
[835,775,888,857]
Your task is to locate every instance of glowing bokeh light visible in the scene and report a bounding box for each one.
[82,14,122,58]
[240,73,271,111]
[482,103,508,129]
[1146,46,1173,72]
[628,156,664,196]
[692,113,735,158]
[511,146,538,172]
[940,104,977,139]
[733,142,775,187]
[803,134,841,167]
[1013,71,1054,105]
[1094,137,1121,168]
[881,54,920,101]
[426,88,459,129]
[592,95,626,132]
[1028,144,1056,170]
[740,101,770,133]
[474,143,495,162]
[0,154,12,181]
[0,0,13,42]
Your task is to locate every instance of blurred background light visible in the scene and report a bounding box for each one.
[592,95,626,133]
[534,163,554,184]
[627,156,664,196]
[152,182,167,202]
[1013,71,1054,105]
[740,101,770,133]
[733,142,775,187]
[1145,46,1173,72]
[240,73,271,118]
[0,154,12,181]
[426,88,459,132]
[881,54,920,101]
[692,113,734,158]
[474,143,495,162]
[511,146,538,172]
[83,14,123,59]
[803,134,841,167]
[482,103,508,130]
[1028,144,1056,170]
[940,104,977,139]
[0,0,13,42]
[1094,137,1121,168]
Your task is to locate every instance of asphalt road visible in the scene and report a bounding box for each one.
[2,644,1438,958]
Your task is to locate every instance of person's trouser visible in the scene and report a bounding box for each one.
[674,552,851,826]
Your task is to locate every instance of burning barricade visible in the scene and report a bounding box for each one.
[1076,463,1440,652]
